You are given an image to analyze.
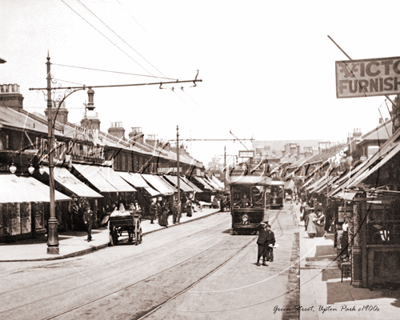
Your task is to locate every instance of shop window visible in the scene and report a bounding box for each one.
[9,203,21,236]
[20,203,31,234]
[367,201,400,245]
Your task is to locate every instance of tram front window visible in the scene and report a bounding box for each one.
[232,185,265,208]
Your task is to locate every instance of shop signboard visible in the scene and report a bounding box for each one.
[336,56,400,98]
[157,167,182,174]
[239,150,255,158]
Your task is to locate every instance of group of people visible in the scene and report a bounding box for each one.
[149,197,195,228]
[304,207,326,238]
[256,221,276,266]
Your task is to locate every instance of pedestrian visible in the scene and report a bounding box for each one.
[159,200,169,228]
[149,198,157,224]
[265,224,276,262]
[186,198,193,217]
[256,222,269,266]
[175,199,182,223]
[212,197,219,209]
[171,199,178,224]
[157,199,164,227]
[83,205,95,242]
[306,210,318,238]
[315,210,326,237]
[220,196,225,212]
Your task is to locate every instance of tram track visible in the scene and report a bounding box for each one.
[42,235,258,320]
[1,209,286,320]
[0,215,228,287]
[136,208,286,320]
[0,218,231,309]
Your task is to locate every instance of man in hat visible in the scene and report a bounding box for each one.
[83,204,95,242]
[149,198,157,224]
[256,221,269,266]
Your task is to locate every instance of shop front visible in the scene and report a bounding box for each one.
[71,164,136,224]
[117,172,161,218]
[364,195,400,287]
[0,174,70,242]
[35,166,103,230]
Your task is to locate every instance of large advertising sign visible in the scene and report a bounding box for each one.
[336,56,400,98]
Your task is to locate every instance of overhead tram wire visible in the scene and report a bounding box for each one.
[76,0,207,114]
[76,0,166,78]
[52,64,177,80]
[115,0,159,46]
[61,0,204,120]
[60,0,160,78]
[63,0,203,111]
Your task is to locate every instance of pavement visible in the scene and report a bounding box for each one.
[0,208,221,262]
[294,202,400,320]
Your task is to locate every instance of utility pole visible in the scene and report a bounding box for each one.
[46,55,58,254]
[176,126,181,216]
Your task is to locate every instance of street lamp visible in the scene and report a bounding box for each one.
[33,55,95,254]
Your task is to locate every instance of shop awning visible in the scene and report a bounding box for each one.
[332,190,358,201]
[117,172,160,197]
[211,176,225,189]
[306,176,327,192]
[204,176,223,191]
[163,175,195,193]
[99,167,136,192]
[141,174,176,195]
[0,174,70,203]
[348,142,400,188]
[42,167,102,198]
[182,177,203,193]
[337,128,400,191]
[192,176,214,190]
[72,164,119,193]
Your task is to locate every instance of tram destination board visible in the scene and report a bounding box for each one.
[335,56,400,98]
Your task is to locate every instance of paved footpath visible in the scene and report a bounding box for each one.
[295,203,400,320]
[0,208,220,262]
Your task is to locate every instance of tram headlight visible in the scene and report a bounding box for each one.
[242,214,249,223]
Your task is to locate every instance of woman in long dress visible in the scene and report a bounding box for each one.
[315,211,326,237]
[159,200,169,227]
[186,199,193,217]
[306,211,318,238]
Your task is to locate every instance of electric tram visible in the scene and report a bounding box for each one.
[228,163,272,235]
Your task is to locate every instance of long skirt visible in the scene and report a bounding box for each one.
[316,224,325,237]
[158,213,168,226]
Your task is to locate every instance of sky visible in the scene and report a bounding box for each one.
[0,0,397,168]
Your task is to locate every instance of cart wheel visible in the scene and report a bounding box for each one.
[128,232,133,242]
[135,228,142,245]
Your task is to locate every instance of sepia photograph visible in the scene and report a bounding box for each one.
[1,0,400,319]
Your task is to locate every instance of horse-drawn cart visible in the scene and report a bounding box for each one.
[108,211,142,246]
